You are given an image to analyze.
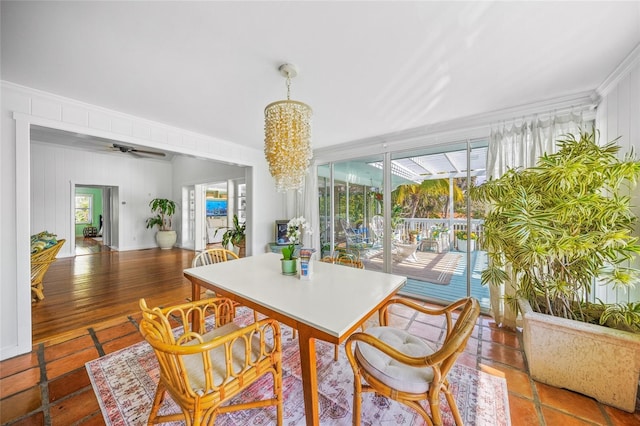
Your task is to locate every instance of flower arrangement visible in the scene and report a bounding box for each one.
[282,216,311,260]
[456,230,477,240]
[431,225,448,238]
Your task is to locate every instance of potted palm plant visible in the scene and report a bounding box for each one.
[145,198,177,249]
[216,214,246,257]
[469,130,640,412]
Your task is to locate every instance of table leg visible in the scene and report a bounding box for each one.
[297,324,319,426]
[192,282,201,302]
[191,282,202,332]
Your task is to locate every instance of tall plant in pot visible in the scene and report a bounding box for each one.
[216,215,246,257]
[145,198,177,249]
[469,130,640,411]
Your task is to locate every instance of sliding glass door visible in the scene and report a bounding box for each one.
[387,141,489,307]
[318,156,387,262]
[318,140,490,310]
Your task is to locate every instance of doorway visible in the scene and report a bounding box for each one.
[73,184,119,255]
[187,179,245,253]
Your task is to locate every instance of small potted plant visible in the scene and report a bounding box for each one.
[455,230,477,252]
[145,198,177,249]
[216,214,246,257]
[281,216,310,275]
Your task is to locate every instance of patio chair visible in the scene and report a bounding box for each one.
[139,297,283,425]
[340,219,376,259]
[345,297,480,425]
[370,215,384,246]
[31,239,65,301]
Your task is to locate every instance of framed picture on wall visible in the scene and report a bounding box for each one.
[275,220,290,245]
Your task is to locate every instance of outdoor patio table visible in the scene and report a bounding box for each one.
[393,241,419,262]
[184,252,406,426]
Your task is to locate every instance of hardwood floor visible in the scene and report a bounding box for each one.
[32,248,195,343]
[74,236,112,255]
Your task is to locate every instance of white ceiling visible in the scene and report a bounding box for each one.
[2,1,639,153]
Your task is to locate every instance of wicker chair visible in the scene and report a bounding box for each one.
[139,297,283,426]
[345,297,480,426]
[192,248,239,267]
[321,250,364,268]
[191,248,258,322]
[30,239,65,301]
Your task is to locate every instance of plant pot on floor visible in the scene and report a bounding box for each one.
[519,298,640,412]
[234,240,246,258]
[155,230,177,249]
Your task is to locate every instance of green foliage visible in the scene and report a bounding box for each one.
[456,230,478,240]
[469,130,640,330]
[393,179,464,219]
[281,245,295,260]
[390,204,404,229]
[216,214,245,248]
[145,198,177,231]
[582,301,640,332]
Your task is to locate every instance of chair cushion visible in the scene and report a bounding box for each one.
[182,322,269,394]
[30,231,58,254]
[355,326,437,394]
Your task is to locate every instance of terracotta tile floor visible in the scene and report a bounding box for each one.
[1,300,639,425]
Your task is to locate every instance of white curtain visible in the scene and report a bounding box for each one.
[485,112,586,328]
[298,163,320,254]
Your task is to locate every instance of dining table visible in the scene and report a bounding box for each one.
[184,252,406,426]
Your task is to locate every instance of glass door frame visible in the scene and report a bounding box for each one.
[317,137,488,307]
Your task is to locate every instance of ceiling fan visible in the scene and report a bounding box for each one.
[111,143,166,157]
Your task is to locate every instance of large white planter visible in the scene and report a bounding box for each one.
[458,239,475,252]
[519,298,640,412]
[155,230,177,249]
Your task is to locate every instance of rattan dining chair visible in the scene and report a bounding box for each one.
[192,248,239,297]
[192,248,239,267]
[345,297,480,426]
[139,297,283,426]
[191,248,259,321]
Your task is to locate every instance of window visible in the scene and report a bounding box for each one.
[75,195,92,224]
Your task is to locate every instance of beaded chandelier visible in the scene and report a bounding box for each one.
[264,63,312,192]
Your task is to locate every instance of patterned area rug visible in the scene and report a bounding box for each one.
[87,309,510,425]
[365,251,462,285]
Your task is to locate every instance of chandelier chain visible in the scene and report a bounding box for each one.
[286,75,291,100]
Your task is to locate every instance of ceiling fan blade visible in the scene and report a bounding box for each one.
[131,148,166,157]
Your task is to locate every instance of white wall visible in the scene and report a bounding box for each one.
[31,142,173,254]
[595,45,640,304]
[1,81,285,361]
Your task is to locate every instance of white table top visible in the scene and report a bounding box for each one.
[184,252,406,338]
